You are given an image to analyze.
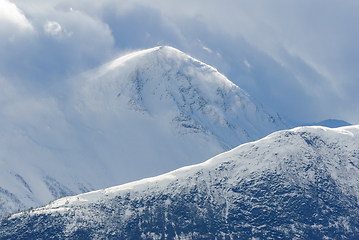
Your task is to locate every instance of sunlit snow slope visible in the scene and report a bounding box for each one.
[1,125,359,239]
[0,46,287,215]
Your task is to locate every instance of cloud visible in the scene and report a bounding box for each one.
[3,0,359,124]
[0,2,115,93]
[44,21,62,36]
[138,0,359,123]
[0,0,33,30]
[244,60,251,70]
[0,0,33,47]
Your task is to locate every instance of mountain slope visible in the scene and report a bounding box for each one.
[0,46,287,215]
[1,125,358,239]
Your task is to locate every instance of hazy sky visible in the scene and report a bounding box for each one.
[1,0,358,124]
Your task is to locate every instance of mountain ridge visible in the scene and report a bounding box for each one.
[2,125,358,239]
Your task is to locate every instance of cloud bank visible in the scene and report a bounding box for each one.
[1,0,358,124]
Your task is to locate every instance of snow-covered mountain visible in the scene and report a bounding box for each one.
[287,118,352,128]
[309,119,352,128]
[0,46,287,216]
[1,125,358,239]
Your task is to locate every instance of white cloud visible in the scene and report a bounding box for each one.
[43,20,74,37]
[202,46,212,53]
[44,21,62,35]
[0,0,33,30]
[0,3,115,92]
[244,60,251,69]
[0,0,33,45]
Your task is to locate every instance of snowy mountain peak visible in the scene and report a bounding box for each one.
[0,46,287,216]
[106,46,223,78]
[72,46,287,146]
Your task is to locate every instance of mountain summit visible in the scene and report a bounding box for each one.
[1,125,358,239]
[70,46,287,146]
[0,46,287,215]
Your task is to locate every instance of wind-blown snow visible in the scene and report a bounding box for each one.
[0,46,287,215]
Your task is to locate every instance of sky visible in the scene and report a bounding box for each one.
[0,0,358,124]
